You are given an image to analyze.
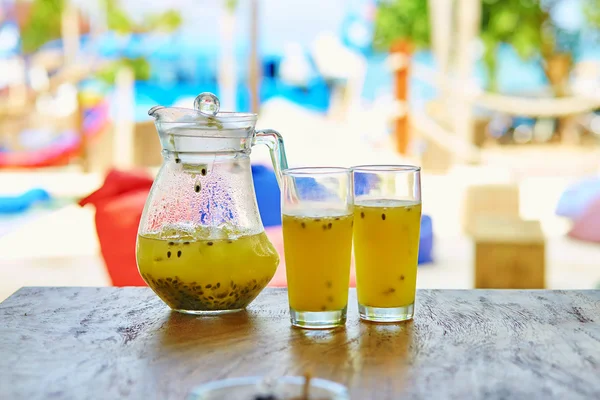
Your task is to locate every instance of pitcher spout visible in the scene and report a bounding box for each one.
[148,105,166,118]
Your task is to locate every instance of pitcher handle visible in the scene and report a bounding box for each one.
[253,129,289,188]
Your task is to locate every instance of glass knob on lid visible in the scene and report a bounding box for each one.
[194,92,220,116]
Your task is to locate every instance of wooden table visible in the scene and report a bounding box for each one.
[1,288,599,400]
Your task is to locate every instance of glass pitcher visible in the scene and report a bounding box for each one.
[136,93,288,315]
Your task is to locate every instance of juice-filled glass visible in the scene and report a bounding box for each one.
[282,167,353,329]
[353,165,421,322]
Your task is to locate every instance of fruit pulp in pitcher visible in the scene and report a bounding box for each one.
[282,212,353,312]
[353,200,422,308]
[136,227,279,312]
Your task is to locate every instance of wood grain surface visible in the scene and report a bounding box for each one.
[0,288,599,400]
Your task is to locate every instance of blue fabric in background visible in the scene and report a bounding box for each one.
[556,177,600,219]
[252,165,281,227]
[0,189,52,214]
[418,215,433,265]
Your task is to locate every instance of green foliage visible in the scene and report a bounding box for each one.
[144,10,183,32]
[482,0,545,59]
[373,0,429,50]
[20,0,183,52]
[374,0,600,92]
[104,0,134,34]
[583,0,600,27]
[102,0,182,33]
[95,0,182,83]
[95,57,151,84]
[225,0,239,13]
[480,0,547,91]
[20,0,66,54]
[19,0,183,84]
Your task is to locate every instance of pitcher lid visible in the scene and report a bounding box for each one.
[148,92,257,128]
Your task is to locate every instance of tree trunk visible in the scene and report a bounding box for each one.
[428,0,452,112]
[249,0,260,113]
[218,1,237,111]
[61,5,80,66]
[543,52,574,143]
[543,53,572,98]
[390,40,412,155]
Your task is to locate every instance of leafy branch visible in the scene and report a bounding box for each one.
[103,0,182,34]
[19,0,183,84]
[20,0,66,54]
[374,0,600,92]
[20,0,183,53]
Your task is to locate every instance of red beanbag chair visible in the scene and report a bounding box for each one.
[79,169,153,287]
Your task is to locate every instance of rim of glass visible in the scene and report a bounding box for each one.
[352,164,421,172]
[149,107,258,124]
[283,166,351,176]
[187,376,348,397]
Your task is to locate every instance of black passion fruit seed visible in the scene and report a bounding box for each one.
[167,251,171,258]
[201,168,207,176]
[207,242,213,246]
[177,250,182,258]
[194,184,201,193]
[328,222,332,229]
[361,212,365,218]
[382,213,386,220]
[301,222,306,228]
[143,274,271,311]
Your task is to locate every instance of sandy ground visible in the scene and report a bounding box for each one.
[0,99,599,302]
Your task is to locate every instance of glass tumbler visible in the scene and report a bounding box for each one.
[281,167,354,329]
[352,165,421,322]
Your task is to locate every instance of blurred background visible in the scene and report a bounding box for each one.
[1,0,600,301]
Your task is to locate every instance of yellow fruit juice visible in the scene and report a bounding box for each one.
[353,199,421,308]
[136,228,279,311]
[282,212,353,312]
